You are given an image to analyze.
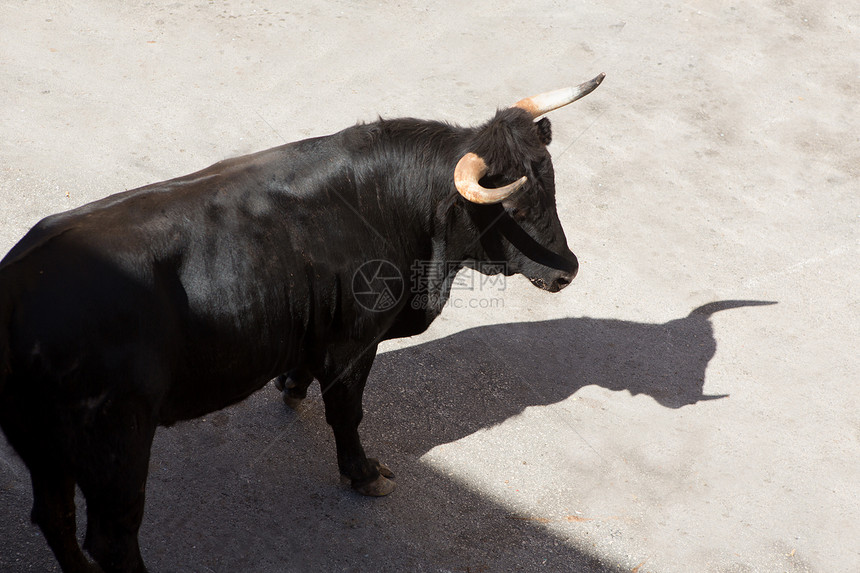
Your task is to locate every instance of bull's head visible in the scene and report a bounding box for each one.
[454,73,604,292]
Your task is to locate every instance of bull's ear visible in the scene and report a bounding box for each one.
[536,118,552,146]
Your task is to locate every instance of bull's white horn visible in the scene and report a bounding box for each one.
[513,73,605,118]
[454,152,527,205]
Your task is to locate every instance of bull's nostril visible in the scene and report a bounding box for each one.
[556,276,570,288]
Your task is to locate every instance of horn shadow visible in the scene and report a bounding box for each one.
[690,300,778,318]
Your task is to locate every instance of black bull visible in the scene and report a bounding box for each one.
[0,81,600,572]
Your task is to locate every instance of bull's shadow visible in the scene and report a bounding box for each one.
[0,300,776,572]
[363,300,776,454]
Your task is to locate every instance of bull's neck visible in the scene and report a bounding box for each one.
[362,121,479,314]
[397,161,476,316]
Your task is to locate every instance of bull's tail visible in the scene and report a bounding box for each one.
[689,300,777,318]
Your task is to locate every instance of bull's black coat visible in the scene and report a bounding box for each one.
[0,107,578,572]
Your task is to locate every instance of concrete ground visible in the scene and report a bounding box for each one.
[1,1,857,571]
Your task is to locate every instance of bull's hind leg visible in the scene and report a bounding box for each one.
[0,395,95,571]
[29,464,96,572]
[317,345,395,497]
[75,401,157,573]
[273,367,314,409]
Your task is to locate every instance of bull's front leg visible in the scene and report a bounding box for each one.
[318,344,395,497]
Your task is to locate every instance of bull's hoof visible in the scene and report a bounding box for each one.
[273,375,287,392]
[354,474,396,497]
[276,371,310,409]
[275,374,308,409]
[371,459,395,479]
[353,459,395,496]
[283,393,304,410]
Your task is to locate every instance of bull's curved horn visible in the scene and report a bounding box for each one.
[513,73,605,118]
[454,152,527,204]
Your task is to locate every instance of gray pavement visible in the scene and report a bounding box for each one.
[1,1,857,572]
